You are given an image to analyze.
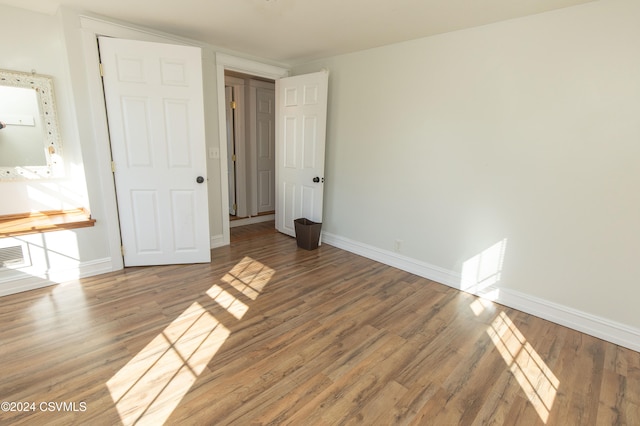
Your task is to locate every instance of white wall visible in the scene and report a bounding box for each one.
[0,5,110,295]
[294,0,640,339]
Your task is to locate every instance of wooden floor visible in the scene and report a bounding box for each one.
[1,221,638,425]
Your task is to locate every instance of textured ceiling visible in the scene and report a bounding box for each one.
[0,0,596,65]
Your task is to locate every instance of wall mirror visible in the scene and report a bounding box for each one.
[0,69,63,179]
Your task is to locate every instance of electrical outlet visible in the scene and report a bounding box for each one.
[394,239,402,253]
[209,147,220,159]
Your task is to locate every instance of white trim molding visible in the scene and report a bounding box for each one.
[322,231,640,352]
[497,289,640,353]
[216,53,290,80]
[321,231,460,287]
[229,214,275,228]
[210,234,226,249]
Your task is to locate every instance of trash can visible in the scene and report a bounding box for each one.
[294,218,322,250]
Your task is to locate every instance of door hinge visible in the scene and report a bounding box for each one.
[120,245,125,256]
[111,161,116,173]
[230,100,237,110]
[231,154,237,162]
[233,203,237,211]
[99,63,104,77]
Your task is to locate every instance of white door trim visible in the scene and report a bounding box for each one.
[225,76,248,218]
[215,53,288,246]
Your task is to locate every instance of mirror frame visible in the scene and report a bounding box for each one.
[0,69,63,180]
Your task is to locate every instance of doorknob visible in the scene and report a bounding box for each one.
[313,177,320,183]
[196,176,205,184]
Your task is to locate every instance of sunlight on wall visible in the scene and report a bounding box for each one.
[0,232,81,284]
[22,182,87,212]
[107,256,274,425]
[486,311,559,423]
[461,238,507,300]
[26,185,67,211]
[42,231,81,283]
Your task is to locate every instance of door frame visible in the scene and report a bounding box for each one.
[215,53,288,246]
[224,76,248,218]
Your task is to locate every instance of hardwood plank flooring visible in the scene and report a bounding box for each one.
[0,221,638,425]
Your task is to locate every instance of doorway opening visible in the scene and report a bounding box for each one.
[214,53,288,247]
[224,71,276,229]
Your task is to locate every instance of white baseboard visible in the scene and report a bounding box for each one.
[322,231,640,352]
[229,214,275,228]
[497,288,640,352]
[210,234,226,249]
[0,258,113,297]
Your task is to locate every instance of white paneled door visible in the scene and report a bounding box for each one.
[275,71,329,237]
[99,37,210,266]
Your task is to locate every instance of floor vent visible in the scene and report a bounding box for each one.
[0,245,25,268]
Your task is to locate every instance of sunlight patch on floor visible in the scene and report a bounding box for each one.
[221,256,275,300]
[487,311,559,423]
[107,256,273,425]
[469,297,494,316]
[207,284,249,320]
[107,302,229,425]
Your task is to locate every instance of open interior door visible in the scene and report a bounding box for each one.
[99,37,210,266]
[275,70,329,238]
